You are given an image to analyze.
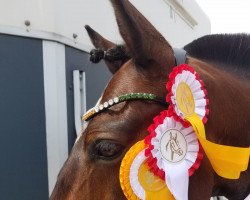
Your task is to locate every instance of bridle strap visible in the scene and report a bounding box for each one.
[83,48,187,121]
[173,48,187,66]
[82,93,168,121]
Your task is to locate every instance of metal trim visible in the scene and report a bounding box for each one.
[43,41,68,195]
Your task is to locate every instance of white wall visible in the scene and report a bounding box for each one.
[0,0,210,49]
[130,0,210,47]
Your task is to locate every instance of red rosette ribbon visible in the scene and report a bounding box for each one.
[144,110,203,200]
[166,64,209,125]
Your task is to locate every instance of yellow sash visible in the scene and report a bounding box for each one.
[176,82,250,179]
[185,114,249,179]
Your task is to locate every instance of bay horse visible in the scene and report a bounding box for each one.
[50,0,250,199]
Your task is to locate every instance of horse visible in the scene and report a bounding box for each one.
[50,0,250,199]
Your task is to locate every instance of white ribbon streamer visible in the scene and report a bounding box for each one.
[164,162,189,200]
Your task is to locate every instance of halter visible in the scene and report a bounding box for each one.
[82,48,187,121]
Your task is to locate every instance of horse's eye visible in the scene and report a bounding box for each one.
[91,140,124,160]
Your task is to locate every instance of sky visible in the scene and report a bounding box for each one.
[195,0,250,34]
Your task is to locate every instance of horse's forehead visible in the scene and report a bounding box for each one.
[77,62,139,143]
[105,61,140,92]
[104,61,161,100]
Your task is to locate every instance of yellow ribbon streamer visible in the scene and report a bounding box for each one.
[185,114,250,179]
[175,81,250,179]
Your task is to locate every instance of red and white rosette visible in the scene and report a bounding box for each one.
[145,110,203,200]
[166,64,209,126]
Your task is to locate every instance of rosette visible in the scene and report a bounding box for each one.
[145,111,203,200]
[120,140,174,200]
[166,64,209,125]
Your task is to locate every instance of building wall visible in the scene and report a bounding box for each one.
[130,0,211,47]
[0,34,48,200]
[0,0,210,50]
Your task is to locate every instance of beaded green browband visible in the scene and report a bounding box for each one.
[82,93,168,121]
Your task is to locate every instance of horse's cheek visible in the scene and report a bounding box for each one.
[80,161,126,200]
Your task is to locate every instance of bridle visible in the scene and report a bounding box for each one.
[82,93,168,121]
[82,48,187,122]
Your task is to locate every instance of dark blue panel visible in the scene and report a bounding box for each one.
[0,34,48,200]
[65,46,112,150]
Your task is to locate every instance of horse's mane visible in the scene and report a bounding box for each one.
[184,34,250,74]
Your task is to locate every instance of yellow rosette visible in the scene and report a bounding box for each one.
[120,140,174,200]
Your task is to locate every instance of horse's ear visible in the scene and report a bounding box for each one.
[110,0,175,71]
[85,25,114,50]
[85,25,129,74]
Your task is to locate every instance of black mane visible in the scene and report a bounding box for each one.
[184,34,250,73]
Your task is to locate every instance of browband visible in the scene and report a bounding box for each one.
[82,93,168,121]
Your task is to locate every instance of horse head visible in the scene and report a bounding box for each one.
[51,1,175,199]
[168,132,183,158]
[50,1,250,199]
